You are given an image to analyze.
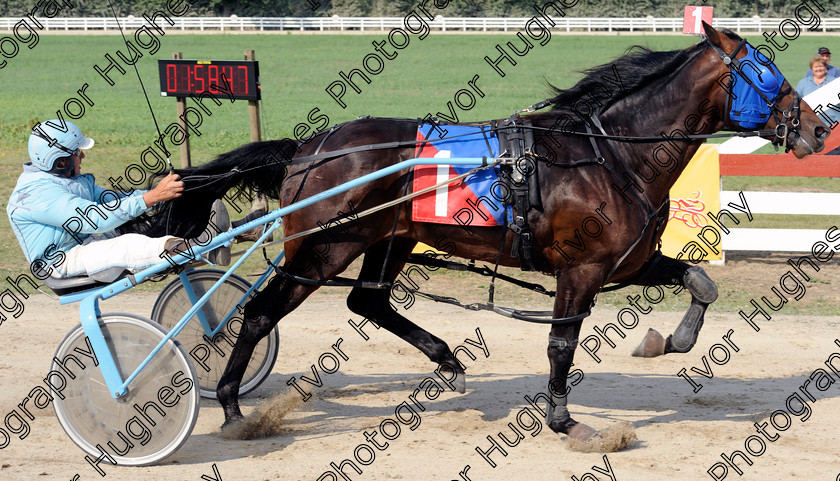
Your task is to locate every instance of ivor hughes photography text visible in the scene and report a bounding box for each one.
[2,1,840,481]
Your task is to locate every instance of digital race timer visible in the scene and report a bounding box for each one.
[158,59,260,101]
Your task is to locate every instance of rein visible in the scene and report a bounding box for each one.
[178,120,777,190]
[174,36,800,189]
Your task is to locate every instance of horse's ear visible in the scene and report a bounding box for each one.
[703,21,726,48]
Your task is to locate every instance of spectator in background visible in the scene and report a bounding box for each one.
[806,47,840,79]
[796,55,838,97]
[797,55,840,137]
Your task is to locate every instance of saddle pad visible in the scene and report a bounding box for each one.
[411,124,507,226]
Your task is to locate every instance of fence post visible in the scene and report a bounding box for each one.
[245,49,261,147]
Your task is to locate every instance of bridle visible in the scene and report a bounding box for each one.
[706,37,802,152]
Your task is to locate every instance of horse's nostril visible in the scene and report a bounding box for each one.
[815,126,830,140]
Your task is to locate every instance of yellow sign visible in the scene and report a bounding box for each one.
[661,145,722,261]
[412,243,444,254]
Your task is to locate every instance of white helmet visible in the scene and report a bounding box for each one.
[28,120,94,172]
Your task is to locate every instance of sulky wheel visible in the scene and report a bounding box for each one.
[151,269,279,399]
[52,313,199,466]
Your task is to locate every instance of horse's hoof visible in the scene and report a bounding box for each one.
[219,415,248,440]
[567,422,637,452]
[221,415,244,431]
[567,422,597,442]
[631,328,666,357]
[453,371,466,394]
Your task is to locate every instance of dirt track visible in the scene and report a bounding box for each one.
[0,290,839,481]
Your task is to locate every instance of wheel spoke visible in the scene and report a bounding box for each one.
[150,270,278,399]
[53,314,199,466]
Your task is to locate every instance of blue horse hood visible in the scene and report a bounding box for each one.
[730,44,784,129]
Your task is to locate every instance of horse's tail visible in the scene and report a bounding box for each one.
[119,139,297,238]
[175,139,297,200]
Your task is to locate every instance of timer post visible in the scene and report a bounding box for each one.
[173,51,192,168]
[245,49,268,214]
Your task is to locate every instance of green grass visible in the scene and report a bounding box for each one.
[2,33,833,154]
[1,33,838,299]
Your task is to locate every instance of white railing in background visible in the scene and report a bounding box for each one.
[1,16,840,33]
[719,191,840,253]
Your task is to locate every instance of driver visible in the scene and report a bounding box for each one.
[6,120,230,279]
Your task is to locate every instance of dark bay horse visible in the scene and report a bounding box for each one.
[126,24,828,443]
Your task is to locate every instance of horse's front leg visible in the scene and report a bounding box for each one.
[631,254,719,357]
[545,265,604,441]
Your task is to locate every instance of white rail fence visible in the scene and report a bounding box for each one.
[719,191,840,253]
[2,16,840,33]
[716,81,840,255]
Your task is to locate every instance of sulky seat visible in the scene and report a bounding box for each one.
[41,267,131,297]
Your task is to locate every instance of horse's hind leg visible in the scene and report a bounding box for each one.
[630,254,719,357]
[216,275,317,427]
[346,239,467,392]
[217,239,370,427]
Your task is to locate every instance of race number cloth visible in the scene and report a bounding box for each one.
[411,124,507,226]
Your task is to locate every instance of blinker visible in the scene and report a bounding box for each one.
[729,44,783,129]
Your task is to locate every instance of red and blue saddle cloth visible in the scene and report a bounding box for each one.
[411,124,511,227]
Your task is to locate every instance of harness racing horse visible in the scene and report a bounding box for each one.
[124,24,828,444]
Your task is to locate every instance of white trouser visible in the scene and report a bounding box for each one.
[55,231,177,278]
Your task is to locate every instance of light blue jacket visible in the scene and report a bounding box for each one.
[795,75,840,125]
[7,163,148,268]
[795,73,840,97]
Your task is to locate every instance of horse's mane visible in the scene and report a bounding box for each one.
[537,29,742,119]
[178,140,294,199]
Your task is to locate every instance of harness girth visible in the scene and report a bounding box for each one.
[493,116,542,271]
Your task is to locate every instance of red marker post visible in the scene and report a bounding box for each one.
[683,6,714,35]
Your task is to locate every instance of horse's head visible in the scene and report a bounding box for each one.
[703,22,829,158]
